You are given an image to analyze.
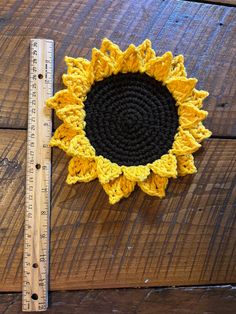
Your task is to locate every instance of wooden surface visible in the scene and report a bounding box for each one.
[0,286,236,314]
[0,0,236,136]
[0,0,236,295]
[0,130,235,291]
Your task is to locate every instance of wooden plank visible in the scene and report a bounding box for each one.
[0,0,236,136]
[0,129,235,291]
[0,286,236,313]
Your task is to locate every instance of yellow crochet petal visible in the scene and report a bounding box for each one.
[49,124,77,152]
[67,132,96,157]
[168,54,186,78]
[119,44,142,73]
[46,89,82,111]
[91,48,114,81]
[67,156,97,184]
[183,89,209,109]
[137,39,155,69]
[145,52,172,82]
[178,104,208,129]
[122,165,150,182]
[189,122,212,143]
[177,154,197,176]
[138,173,168,197]
[65,56,92,80]
[96,156,122,184]
[166,77,197,102]
[56,106,86,132]
[100,38,123,67]
[171,129,201,155]
[102,175,136,204]
[149,154,177,178]
[62,73,91,98]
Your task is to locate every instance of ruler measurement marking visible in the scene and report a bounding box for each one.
[23,39,54,312]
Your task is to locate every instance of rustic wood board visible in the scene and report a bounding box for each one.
[0,286,235,314]
[0,0,236,136]
[0,129,235,291]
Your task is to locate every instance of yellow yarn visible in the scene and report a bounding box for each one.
[46,38,212,204]
[103,175,136,205]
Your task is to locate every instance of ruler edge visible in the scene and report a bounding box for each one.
[22,38,54,312]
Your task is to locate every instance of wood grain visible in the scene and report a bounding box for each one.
[0,129,235,291]
[0,286,236,314]
[0,0,236,136]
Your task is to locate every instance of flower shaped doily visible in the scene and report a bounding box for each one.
[46,38,212,204]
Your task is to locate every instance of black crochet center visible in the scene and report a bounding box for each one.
[84,72,179,166]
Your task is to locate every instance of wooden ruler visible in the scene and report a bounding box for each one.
[22,39,54,312]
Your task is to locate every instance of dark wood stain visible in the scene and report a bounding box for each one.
[0,130,235,291]
[0,286,236,313]
[0,0,236,136]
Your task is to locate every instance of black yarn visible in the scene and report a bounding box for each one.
[84,72,179,166]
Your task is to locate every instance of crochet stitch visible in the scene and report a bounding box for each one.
[84,72,179,166]
[46,38,212,204]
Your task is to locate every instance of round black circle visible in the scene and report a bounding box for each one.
[31,293,38,300]
[84,72,179,166]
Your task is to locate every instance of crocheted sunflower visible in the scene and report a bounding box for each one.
[47,38,211,204]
